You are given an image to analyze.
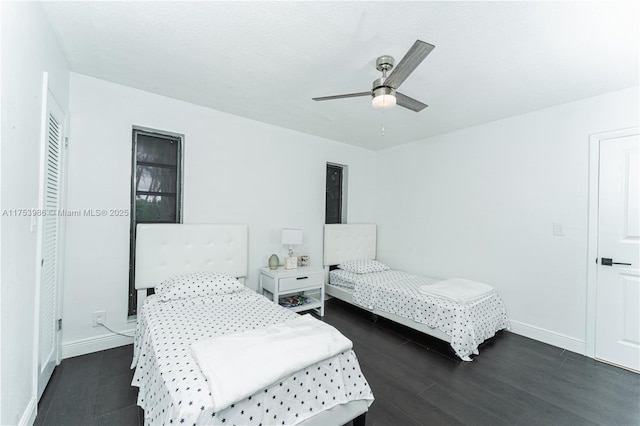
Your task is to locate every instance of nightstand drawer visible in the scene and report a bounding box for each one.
[279,273,323,292]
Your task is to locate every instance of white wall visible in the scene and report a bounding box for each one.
[61,73,376,357]
[0,2,70,425]
[375,86,639,353]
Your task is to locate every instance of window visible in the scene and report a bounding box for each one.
[325,163,346,224]
[128,128,183,315]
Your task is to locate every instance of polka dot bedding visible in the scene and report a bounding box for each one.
[332,270,509,361]
[327,269,358,290]
[131,288,374,425]
[155,271,244,301]
[329,269,409,290]
[337,259,390,274]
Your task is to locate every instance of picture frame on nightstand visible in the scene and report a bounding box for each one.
[297,254,309,267]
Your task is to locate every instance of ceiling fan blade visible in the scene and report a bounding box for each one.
[385,40,435,90]
[396,92,428,112]
[312,91,371,101]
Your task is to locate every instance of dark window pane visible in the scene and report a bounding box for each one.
[326,165,342,224]
[136,134,178,166]
[136,165,177,193]
[130,129,182,316]
[135,194,177,223]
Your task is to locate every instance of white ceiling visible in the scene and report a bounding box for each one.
[40,1,639,151]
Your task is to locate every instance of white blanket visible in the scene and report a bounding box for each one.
[419,278,494,303]
[189,313,353,412]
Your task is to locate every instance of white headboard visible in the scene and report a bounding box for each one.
[323,224,377,266]
[135,224,248,312]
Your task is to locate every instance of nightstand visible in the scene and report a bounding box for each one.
[259,266,325,316]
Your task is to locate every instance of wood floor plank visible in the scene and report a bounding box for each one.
[458,348,632,425]
[93,369,138,418]
[364,396,423,426]
[419,383,510,426]
[364,368,465,426]
[94,405,141,426]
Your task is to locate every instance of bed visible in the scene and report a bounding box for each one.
[131,224,373,425]
[323,224,509,361]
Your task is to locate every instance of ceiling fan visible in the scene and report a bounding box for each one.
[312,39,435,112]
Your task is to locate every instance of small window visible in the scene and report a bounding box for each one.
[128,128,183,316]
[326,163,345,224]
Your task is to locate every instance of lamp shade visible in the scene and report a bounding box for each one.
[281,228,303,245]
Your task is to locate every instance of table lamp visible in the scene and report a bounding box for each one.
[281,228,303,269]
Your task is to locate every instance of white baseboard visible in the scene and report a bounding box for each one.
[508,319,586,355]
[61,329,135,359]
[19,396,36,426]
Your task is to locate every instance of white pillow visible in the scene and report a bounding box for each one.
[337,259,390,274]
[156,271,243,301]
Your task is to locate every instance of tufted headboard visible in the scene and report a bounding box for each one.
[323,224,377,266]
[135,224,248,312]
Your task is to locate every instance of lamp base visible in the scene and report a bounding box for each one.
[284,256,298,270]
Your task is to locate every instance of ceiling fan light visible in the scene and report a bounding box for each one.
[372,94,396,110]
[371,86,396,110]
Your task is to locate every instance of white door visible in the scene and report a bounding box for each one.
[36,91,65,399]
[595,131,640,371]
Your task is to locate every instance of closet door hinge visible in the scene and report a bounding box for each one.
[57,318,62,331]
[64,137,69,148]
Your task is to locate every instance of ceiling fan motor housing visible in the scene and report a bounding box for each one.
[376,55,395,72]
[372,84,396,98]
[373,55,396,98]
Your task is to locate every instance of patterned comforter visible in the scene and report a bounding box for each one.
[330,269,509,360]
[131,288,373,425]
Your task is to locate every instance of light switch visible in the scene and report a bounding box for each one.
[553,222,564,236]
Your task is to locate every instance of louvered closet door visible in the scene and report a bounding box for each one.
[37,92,64,400]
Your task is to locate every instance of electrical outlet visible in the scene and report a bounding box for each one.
[92,310,106,327]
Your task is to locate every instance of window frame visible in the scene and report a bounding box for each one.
[325,162,347,224]
[128,126,184,316]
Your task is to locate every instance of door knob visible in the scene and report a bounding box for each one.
[601,258,632,266]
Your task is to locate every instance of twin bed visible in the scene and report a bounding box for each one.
[131,224,372,426]
[323,224,509,361]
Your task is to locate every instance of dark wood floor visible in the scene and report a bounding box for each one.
[35,298,639,426]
